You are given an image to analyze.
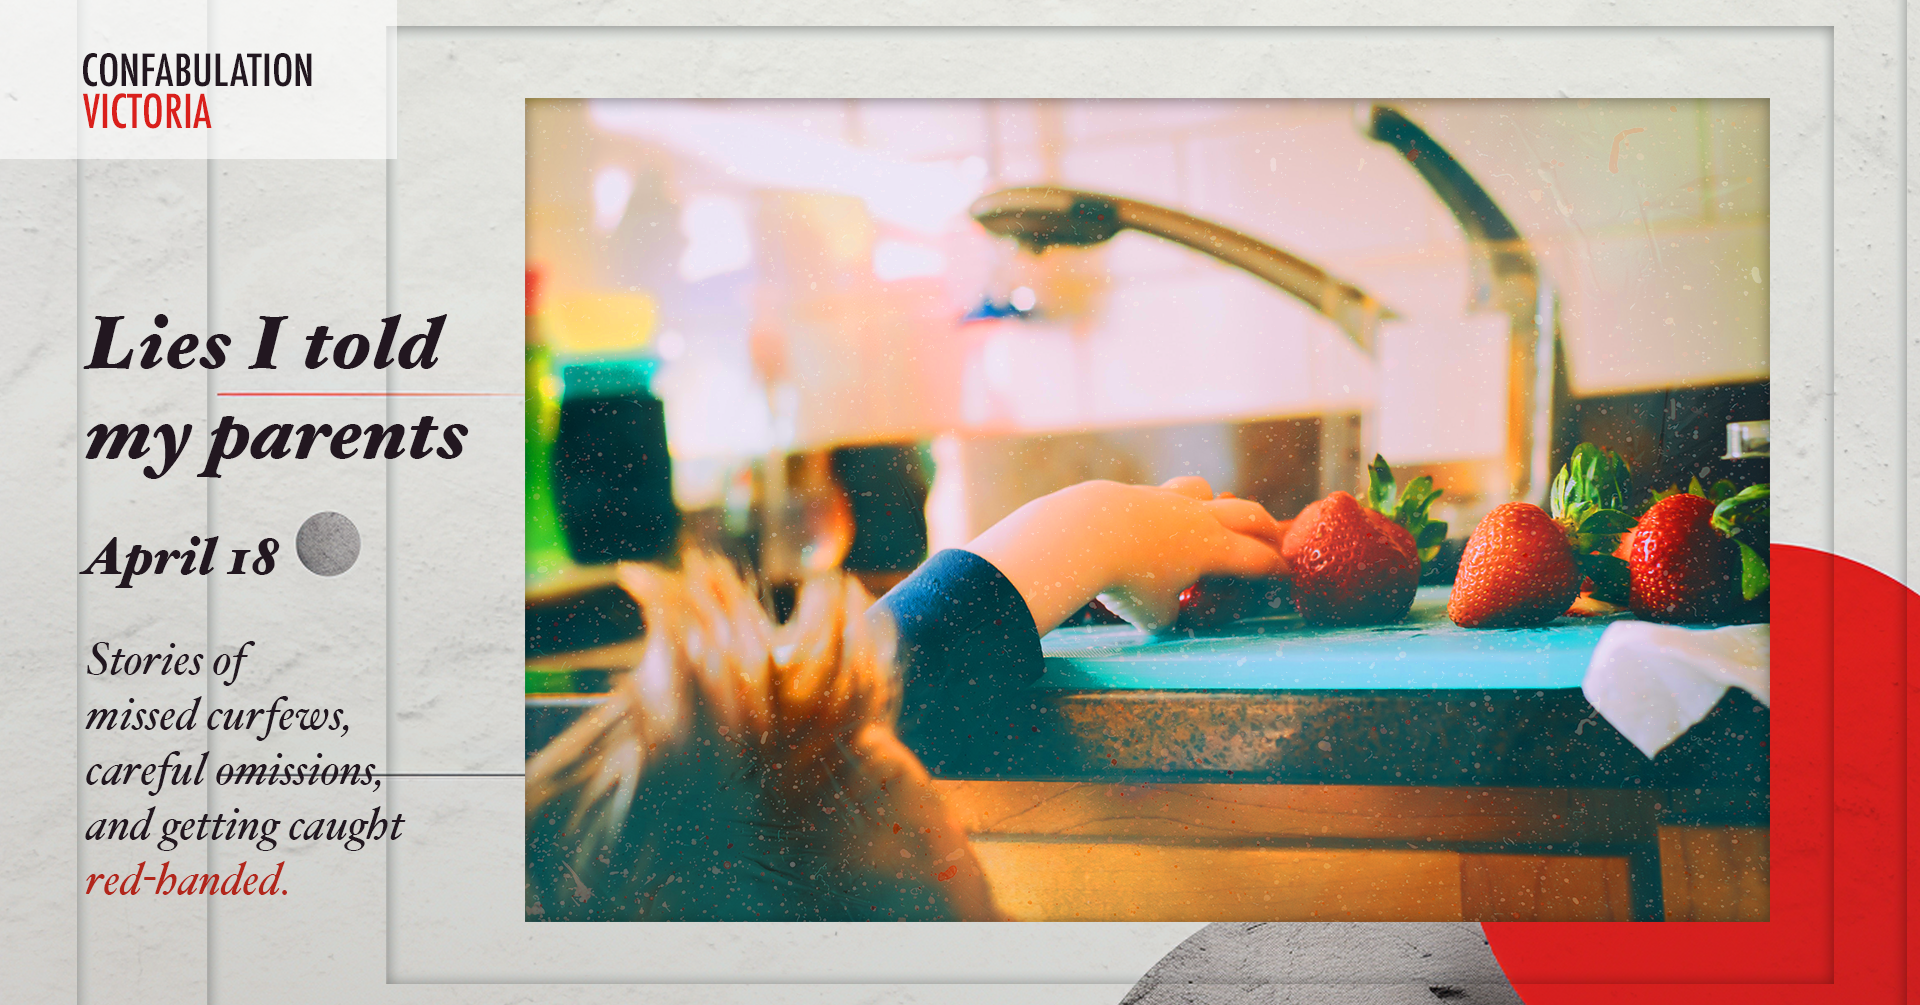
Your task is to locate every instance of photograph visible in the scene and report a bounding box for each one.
[521,98,1771,924]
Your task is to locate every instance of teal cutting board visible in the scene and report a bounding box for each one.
[1038,586,1624,692]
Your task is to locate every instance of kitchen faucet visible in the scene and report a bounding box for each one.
[1361,105,1555,506]
[969,186,1392,356]
[969,105,1555,506]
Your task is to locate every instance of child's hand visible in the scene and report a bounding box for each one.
[966,477,1289,633]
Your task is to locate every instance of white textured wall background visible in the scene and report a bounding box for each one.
[0,6,1905,1005]
[4,159,81,1005]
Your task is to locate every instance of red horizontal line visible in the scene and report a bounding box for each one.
[215,391,521,397]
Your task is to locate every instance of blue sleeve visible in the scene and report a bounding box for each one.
[872,549,1045,765]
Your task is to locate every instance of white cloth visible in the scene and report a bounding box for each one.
[1581,622,1770,758]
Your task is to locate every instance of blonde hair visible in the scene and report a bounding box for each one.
[527,552,998,921]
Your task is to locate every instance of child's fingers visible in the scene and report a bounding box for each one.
[1204,497,1287,548]
[1206,531,1287,580]
[1158,475,1215,501]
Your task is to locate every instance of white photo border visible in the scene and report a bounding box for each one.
[382,20,1860,996]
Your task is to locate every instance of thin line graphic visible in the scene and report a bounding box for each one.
[216,390,521,397]
[376,773,526,778]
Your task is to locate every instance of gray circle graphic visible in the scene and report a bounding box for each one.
[296,511,361,576]
[1119,923,1521,1004]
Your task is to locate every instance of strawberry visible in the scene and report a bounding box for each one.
[1450,444,1635,628]
[1283,458,1447,569]
[1362,454,1449,566]
[1175,576,1290,631]
[1176,580,1236,629]
[1278,500,1322,565]
[1612,526,1637,561]
[1628,483,1768,622]
[1448,503,1585,627]
[1366,508,1419,561]
[1280,457,1446,626]
[1290,491,1419,625]
[1565,593,1624,617]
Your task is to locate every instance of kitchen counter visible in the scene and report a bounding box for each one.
[525,586,1769,922]
[915,587,1768,808]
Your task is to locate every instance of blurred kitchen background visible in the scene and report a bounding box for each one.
[524,98,1766,641]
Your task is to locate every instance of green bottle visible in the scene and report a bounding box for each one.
[526,340,571,582]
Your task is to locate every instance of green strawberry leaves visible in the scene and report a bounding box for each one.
[1710,483,1769,532]
[1366,454,1396,513]
[1413,519,1448,557]
[1572,509,1637,536]
[1365,454,1448,565]
[1650,476,1737,508]
[1711,483,1770,600]
[1577,552,1632,606]
[1552,442,1633,516]
[1547,444,1634,604]
[1550,443,1634,557]
[1736,542,1769,601]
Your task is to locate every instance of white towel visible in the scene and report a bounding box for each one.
[1581,621,1770,758]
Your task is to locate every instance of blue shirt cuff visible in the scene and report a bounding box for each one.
[873,549,1045,751]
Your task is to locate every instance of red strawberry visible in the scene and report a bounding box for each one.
[1628,492,1741,622]
[1448,502,1584,627]
[1367,508,1418,559]
[1291,492,1419,625]
[1613,525,1637,560]
[1452,444,1637,628]
[1285,458,1445,567]
[1279,457,1446,626]
[1176,580,1236,629]
[1278,500,1323,565]
[1284,498,1423,566]
[1176,577,1292,631]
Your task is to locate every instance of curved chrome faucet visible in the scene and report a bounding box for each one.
[969,105,1555,505]
[1361,105,1554,505]
[968,186,1392,356]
